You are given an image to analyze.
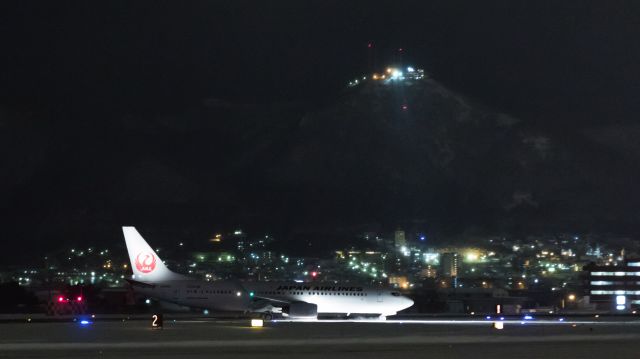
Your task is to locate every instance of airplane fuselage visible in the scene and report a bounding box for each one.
[130,279,412,316]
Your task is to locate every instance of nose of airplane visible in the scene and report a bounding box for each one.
[401,296,414,310]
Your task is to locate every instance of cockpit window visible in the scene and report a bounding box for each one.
[391,292,401,296]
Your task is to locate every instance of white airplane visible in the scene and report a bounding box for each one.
[123,226,414,320]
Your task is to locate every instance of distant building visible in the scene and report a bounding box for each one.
[388,275,410,289]
[348,66,425,87]
[437,288,526,314]
[584,259,640,311]
[440,252,459,278]
[420,265,437,279]
[394,230,407,248]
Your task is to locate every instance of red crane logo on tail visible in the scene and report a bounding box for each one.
[135,252,157,273]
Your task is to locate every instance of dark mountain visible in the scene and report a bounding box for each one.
[271,78,640,236]
[2,76,639,261]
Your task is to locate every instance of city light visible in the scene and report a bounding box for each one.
[18,228,637,321]
[465,252,479,262]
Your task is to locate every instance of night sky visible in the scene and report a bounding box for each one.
[1,1,640,263]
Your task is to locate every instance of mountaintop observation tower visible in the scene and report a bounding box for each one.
[348,66,425,87]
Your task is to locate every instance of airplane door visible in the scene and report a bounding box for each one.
[377,290,383,302]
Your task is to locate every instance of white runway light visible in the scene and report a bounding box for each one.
[251,319,264,327]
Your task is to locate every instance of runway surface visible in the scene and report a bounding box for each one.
[2,316,640,358]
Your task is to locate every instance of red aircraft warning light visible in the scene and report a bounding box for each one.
[76,296,83,302]
[311,271,318,278]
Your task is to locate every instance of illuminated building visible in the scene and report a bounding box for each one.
[388,276,410,289]
[394,230,406,248]
[439,252,459,289]
[584,259,640,311]
[347,66,425,87]
[420,265,437,279]
[440,252,458,278]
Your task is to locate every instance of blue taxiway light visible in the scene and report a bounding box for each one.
[80,320,91,325]
[524,315,533,320]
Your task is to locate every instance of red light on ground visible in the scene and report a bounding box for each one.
[58,296,65,302]
[311,271,317,277]
[367,43,373,48]
[398,48,403,52]
[76,296,83,302]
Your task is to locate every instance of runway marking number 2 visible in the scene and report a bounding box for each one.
[152,314,163,329]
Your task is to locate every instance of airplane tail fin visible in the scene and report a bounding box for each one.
[122,226,185,282]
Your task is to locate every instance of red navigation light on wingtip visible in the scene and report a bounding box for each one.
[58,296,65,302]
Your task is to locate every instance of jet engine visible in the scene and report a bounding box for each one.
[284,302,318,318]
